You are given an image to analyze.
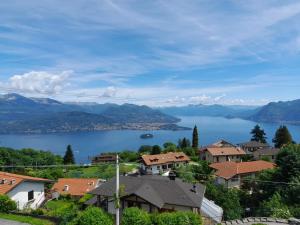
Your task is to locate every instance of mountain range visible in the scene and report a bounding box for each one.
[0,93,300,134]
[0,93,186,134]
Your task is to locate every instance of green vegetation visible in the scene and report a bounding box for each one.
[192,125,199,148]
[273,125,293,148]
[63,145,75,164]
[0,147,62,167]
[155,211,202,225]
[0,213,54,225]
[251,124,267,143]
[71,206,113,225]
[44,200,78,217]
[0,195,17,213]
[122,207,152,225]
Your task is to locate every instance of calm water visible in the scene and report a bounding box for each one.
[0,116,300,163]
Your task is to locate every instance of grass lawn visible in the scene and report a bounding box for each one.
[44,199,77,217]
[0,213,54,225]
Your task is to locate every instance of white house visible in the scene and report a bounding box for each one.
[0,171,51,210]
[140,152,190,175]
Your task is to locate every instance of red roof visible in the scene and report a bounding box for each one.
[141,152,190,166]
[0,172,51,195]
[52,178,101,196]
[210,160,275,179]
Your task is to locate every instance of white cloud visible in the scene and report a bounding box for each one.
[8,70,72,94]
[101,86,117,98]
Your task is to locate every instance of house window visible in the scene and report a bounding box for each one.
[28,190,34,201]
[157,166,160,170]
[168,164,172,168]
[162,165,167,170]
[216,156,219,162]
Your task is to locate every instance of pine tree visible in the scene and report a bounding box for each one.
[250,124,267,143]
[273,125,293,148]
[192,125,199,148]
[63,145,75,164]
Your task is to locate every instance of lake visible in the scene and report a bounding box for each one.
[0,116,300,163]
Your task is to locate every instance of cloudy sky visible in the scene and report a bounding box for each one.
[1,0,300,106]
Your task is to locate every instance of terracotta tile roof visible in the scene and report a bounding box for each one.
[210,160,275,179]
[52,178,101,196]
[141,152,190,166]
[204,147,246,156]
[0,171,51,195]
[238,141,270,148]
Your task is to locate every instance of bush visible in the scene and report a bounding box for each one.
[31,208,45,216]
[156,211,202,225]
[122,207,152,225]
[0,195,17,212]
[73,206,113,225]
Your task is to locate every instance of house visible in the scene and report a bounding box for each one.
[91,153,116,164]
[52,178,103,198]
[199,147,246,163]
[209,160,275,188]
[0,171,51,210]
[209,139,236,148]
[253,147,280,162]
[140,152,190,174]
[88,175,205,215]
[238,141,270,154]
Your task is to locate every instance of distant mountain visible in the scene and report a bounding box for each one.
[248,99,300,125]
[0,93,186,134]
[159,104,259,118]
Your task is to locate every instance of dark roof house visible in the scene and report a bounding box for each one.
[89,175,205,213]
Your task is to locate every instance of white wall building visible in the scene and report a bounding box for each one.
[0,172,51,210]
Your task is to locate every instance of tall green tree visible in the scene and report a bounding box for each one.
[192,125,199,148]
[250,124,267,143]
[272,125,293,148]
[151,145,162,155]
[63,145,75,164]
[178,138,190,149]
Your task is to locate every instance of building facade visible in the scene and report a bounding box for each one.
[140,152,190,175]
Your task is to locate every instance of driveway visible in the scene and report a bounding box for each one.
[0,219,30,225]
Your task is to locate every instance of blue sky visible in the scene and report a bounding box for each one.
[1,0,300,106]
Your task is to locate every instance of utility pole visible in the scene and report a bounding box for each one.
[116,154,120,225]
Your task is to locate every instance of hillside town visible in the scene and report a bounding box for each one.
[0,125,299,225]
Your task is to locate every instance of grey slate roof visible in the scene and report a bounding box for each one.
[238,141,270,148]
[256,147,280,155]
[90,175,205,209]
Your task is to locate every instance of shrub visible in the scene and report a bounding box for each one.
[0,195,17,212]
[122,207,152,225]
[31,208,45,216]
[74,206,113,225]
[156,211,202,225]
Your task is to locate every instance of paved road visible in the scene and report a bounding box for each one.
[0,219,30,225]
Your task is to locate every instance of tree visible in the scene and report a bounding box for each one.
[178,138,191,149]
[74,206,113,225]
[122,207,152,225]
[163,142,177,153]
[151,145,162,155]
[258,192,292,219]
[275,144,300,182]
[192,125,199,148]
[250,124,267,143]
[138,145,153,155]
[0,195,17,213]
[273,125,293,148]
[63,145,75,164]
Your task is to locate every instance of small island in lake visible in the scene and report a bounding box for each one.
[140,133,154,139]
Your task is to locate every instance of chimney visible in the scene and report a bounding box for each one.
[191,184,197,193]
[9,179,16,185]
[63,185,69,191]
[169,171,176,181]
